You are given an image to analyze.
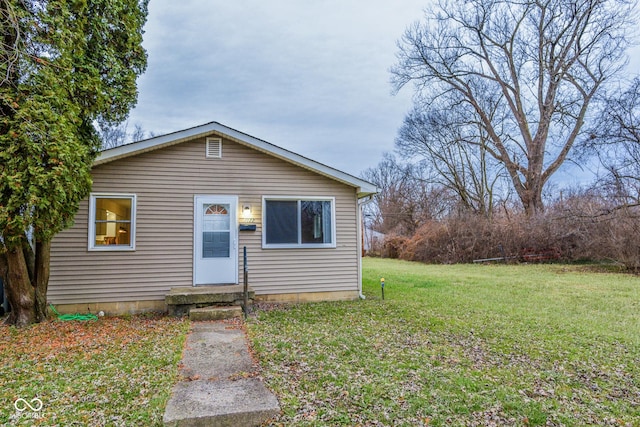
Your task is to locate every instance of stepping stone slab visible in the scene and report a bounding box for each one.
[163,321,280,427]
[163,379,280,427]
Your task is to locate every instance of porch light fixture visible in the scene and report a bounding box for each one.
[242,204,251,219]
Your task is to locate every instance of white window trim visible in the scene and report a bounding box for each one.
[88,193,137,251]
[262,196,336,249]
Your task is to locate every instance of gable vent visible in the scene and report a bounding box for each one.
[206,137,222,158]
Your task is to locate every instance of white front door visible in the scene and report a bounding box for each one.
[194,196,238,285]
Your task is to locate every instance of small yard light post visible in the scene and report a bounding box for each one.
[380,277,385,300]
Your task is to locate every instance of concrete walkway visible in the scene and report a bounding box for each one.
[163,320,280,427]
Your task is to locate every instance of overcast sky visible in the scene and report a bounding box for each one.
[128,1,640,187]
[127,1,429,177]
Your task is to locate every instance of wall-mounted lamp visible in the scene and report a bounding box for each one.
[242,203,251,219]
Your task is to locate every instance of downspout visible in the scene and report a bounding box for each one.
[357,194,374,300]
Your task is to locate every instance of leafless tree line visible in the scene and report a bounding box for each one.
[362,154,640,270]
[391,0,637,216]
[365,66,640,267]
[98,120,153,149]
[365,0,640,269]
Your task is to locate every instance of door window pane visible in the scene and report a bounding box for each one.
[202,232,230,258]
[203,204,230,231]
[202,204,230,258]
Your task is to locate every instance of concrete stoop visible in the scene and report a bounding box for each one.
[163,321,280,427]
[166,285,255,317]
[189,306,243,321]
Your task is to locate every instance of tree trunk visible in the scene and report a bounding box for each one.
[0,253,9,316]
[34,239,50,322]
[4,246,35,327]
[521,182,545,217]
[22,236,36,284]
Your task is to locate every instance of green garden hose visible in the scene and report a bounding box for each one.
[49,304,98,321]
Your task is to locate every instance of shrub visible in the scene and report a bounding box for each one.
[381,234,409,259]
[380,200,640,270]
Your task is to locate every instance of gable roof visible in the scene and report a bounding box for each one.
[95,121,378,198]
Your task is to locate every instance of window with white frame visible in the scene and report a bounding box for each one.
[263,197,335,248]
[88,194,136,250]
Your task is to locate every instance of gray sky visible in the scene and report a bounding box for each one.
[128,1,640,188]
[127,1,429,177]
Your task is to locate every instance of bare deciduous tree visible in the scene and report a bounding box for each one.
[397,97,508,218]
[588,78,640,206]
[361,153,455,235]
[391,0,636,216]
[99,120,150,149]
[130,123,149,142]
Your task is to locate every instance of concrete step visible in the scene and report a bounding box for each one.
[189,305,243,321]
[166,285,255,305]
[166,285,255,316]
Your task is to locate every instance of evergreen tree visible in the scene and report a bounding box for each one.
[0,0,148,326]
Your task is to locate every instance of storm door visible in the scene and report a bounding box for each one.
[194,196,237,284]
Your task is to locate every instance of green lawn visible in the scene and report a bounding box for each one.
[0,314,189,426]
[248,258,640,426]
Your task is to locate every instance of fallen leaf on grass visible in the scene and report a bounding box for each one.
[0,314,190,426]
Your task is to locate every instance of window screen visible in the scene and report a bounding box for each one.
[265,200,298,244]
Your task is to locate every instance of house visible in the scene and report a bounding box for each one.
[48,122,377,314]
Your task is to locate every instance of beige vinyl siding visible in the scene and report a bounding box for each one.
[48,135,360,304]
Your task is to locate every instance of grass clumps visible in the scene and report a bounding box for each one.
[248,258,640,426]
